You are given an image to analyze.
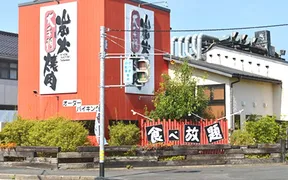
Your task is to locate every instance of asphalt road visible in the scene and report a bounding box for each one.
[0,164,288,180]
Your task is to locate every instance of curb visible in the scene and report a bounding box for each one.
[0,174,96,180]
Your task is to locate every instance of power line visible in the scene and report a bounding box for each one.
[105,33,169,54]
[105,36,127,51]
[108,23,288,32]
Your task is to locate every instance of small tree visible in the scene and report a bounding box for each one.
[147,60,209,120]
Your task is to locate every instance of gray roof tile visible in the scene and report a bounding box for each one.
[0,30,18,59]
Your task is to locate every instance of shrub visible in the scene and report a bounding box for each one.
[45,117,89,152]
[0,117,36,146]
[231,116,288,145]
[26,118,60,146]
[230,130,255,146]
[245,116,280,144]
[0,116,89,152]
[108,121,140,146]
[27,117,89,151]
[159,155,186,161]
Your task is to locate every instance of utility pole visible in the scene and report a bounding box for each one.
[98,26,106,179]
[96,25,159,179]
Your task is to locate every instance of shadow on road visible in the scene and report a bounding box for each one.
[173,170,201,173]
[110,168,201,179]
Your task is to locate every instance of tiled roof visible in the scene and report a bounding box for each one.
[0,30,18,59]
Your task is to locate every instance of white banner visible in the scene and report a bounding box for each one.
[39,2,78,94]
[76,105,99,113]
[62,99,82,107]
[124,4,155,95]
[94,107,108,145]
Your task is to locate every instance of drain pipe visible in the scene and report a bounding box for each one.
[230,77,241,131]
[192,34,198,55]
[178,36,185,58]
[184,35,193,58]
[196,33,219,60]
[170,37,178,56]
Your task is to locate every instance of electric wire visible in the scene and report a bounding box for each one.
[105,36,127,51]
[108,23,288,32]
[105,33,169,54]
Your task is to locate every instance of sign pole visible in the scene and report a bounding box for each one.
[98,26,106,178]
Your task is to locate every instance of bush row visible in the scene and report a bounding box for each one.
[0,116,89,152]
[230,116,287,145]
[3,115,283,149]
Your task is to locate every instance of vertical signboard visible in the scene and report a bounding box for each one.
[123,58,134,85]
[124,4,155,95]
[39,2,78,94]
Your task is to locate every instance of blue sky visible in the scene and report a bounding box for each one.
[1,0,287,59]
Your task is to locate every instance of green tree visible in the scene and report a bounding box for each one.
[147,60,209,120]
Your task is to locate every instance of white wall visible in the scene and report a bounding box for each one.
[273,84,282,119]
[233,79,275,127]
[206,47,287,120]
[0,79,18,106]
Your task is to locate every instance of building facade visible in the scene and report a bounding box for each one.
[18,0,170,136]
[19,0,286,136]
[0,30,18,123]
[205,45,285,121]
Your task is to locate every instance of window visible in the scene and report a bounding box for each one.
[0,105,18,110]
[234,114,241,130]
[198,84,226,119]
[0,60,18,80]
[200,84,225,105]
[79,120,95,135]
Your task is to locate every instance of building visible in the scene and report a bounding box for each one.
[18,0,170,138]
[0,30,18,123]
[18,0,287,138]
[165,55,281,130]
[169,31,285,130]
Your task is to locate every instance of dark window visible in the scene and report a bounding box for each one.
[0,105,18,110]
[200,84,225,105]
[198,84,226,119]
[78,120,95,135]
[234,114,241,130]
[0,60,18,80]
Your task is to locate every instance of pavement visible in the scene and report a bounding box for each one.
[0,163,288,180]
